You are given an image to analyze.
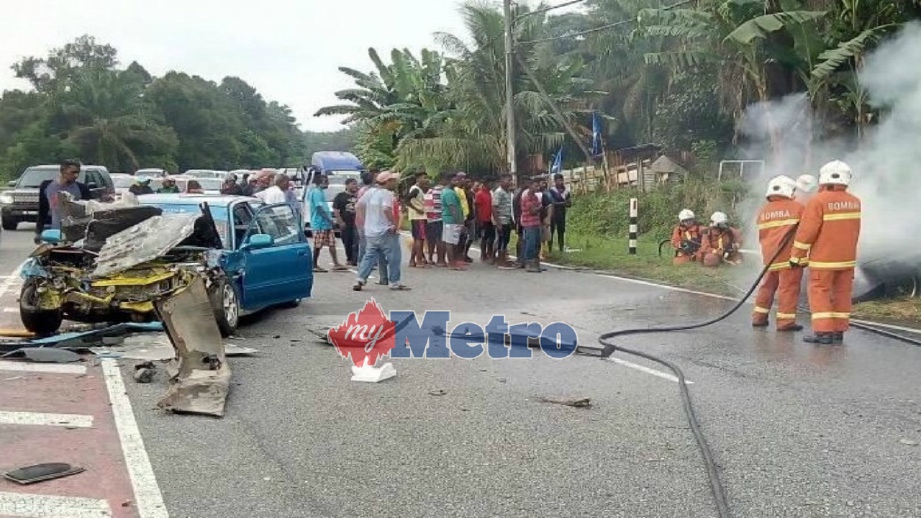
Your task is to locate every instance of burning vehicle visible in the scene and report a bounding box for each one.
[19,192,314,336]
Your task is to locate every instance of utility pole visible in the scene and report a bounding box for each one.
[503,0,517,179]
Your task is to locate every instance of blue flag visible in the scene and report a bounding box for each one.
[550,146,563,174]
[591,112,603,157]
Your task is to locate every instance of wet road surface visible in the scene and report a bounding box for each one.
[0,227,920,517]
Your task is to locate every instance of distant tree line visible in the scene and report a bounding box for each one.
[0,35,356,179]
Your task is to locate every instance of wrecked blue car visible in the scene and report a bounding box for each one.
[19,194,313,336]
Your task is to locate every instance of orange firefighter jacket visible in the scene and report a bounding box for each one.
[757,197,804,271]
[789,185,861,269]
[701,226,743,257]
[671,224,703,252]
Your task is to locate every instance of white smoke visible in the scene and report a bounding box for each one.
[735,21,921,268]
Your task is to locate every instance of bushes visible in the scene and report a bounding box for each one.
[567,178,752,241]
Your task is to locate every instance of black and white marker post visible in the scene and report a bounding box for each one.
[628,198,638,255]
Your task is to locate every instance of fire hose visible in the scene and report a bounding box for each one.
[389,225,921,518]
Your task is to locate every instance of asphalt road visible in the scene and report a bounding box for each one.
[1,226,920,518]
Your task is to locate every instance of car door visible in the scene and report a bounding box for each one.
[239,203,312,307]
[85,170,107,199]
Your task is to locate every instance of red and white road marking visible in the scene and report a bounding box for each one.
[0,267,169,518]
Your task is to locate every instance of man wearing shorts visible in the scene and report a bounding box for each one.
[424,174,447,266]
[441,173,466,270]
[307,174,347,272]
[405,172,429,267]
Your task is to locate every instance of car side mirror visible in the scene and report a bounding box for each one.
[242,233,273,250]
[7,180,16,187]
[40,229,62,244]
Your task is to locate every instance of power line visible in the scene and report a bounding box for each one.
[515,0,693,45]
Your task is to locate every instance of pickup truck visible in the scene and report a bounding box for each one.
[1,164,115,230]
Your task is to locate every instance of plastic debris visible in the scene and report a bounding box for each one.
[350,356,396,383]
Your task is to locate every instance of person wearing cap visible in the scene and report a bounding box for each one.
[129,176,154,196]
[354,171,410,290]
[157,176,180,193]
[221,174,243,195]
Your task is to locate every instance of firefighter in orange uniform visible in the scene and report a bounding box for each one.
[794,174,817,204]
[700,212,743,267]
[671,209,703,265]
[752,175,805,331]
[789,160,861,344]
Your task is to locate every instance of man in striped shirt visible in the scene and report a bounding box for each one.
[424,173,448,266]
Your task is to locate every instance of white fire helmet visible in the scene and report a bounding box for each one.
[795,174,817,193]
[818,160,852,186]
[766,175,796,199]
[678,209,695,222]
[710,211,729,227]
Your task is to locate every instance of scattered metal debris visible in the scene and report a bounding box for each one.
[155,276,231,417]
[1,348,81,364]
[428,389,447,396]
[133,362,157,383]
[4,463,85,485]
[536,396,592,408]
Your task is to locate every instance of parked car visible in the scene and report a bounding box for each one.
[21,195,313,336]
[0,164,114,230]
[184,169,228,180]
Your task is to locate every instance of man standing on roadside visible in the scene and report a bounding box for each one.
[354,171,410,291]
[441,173,466,270]
[548,173,572,253]
[36,159,90,243]
[405,172,430,267]
[520,177,543,273]
[307,174,347,272]
[333,178,360,266]
[424,173,447,266]
[475,179,495,263]
[492,174,514,268]
[355,169,377,265]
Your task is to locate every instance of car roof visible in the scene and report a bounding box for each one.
[137,193,259,207]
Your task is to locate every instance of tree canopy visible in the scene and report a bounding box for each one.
[0,34,350,178]
[317,0,921,173]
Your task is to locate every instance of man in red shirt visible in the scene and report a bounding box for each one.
[474,180,495,263]
[519,177,543,273]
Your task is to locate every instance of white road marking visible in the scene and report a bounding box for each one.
[3,306,18,312]
[101,359,170,518]
[608,357,694,384]
[0,492,112,518]
[0,410,93,428]
[0,261,25,300]
[851,318,921,335]
[0,360,86,375]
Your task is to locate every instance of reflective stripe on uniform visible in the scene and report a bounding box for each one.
[776,312,797,319]
[793,241,811,250]
[768,261,790,271]
[757,218,799,230]
[823,212,860,221]
[754,306,770,314]
[808,260,856,269]
[811,311,850,320]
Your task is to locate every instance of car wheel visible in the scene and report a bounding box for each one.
[279,299,301,309]
[19,280,63,335]
[2,218,18,231]
[209,279,240,337]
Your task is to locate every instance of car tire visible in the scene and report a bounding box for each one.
[279,299,301,309]
[19,280,63,335]
[209,278,240,337]
[2,218,18,231]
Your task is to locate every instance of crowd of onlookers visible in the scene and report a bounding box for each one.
[301,168,573,291]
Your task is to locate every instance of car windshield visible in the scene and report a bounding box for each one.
[17,167,60,188]
[142,202,231,248]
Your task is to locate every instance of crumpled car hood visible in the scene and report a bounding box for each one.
[92,213,202,278]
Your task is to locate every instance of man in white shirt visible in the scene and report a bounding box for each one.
[255,174,289,205]
[353,171,409,291]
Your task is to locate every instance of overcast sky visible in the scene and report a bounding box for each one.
[1,0,574,133]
